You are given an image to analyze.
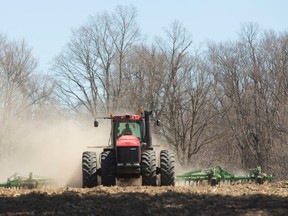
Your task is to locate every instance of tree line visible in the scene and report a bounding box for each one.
[1,6,287,177]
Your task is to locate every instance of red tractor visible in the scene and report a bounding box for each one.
[82,110,175,187]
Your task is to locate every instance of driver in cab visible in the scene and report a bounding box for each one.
[121,123,132,135]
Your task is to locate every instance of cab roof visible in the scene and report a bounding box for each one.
[112,114,143,121]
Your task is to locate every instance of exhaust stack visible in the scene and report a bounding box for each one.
[144,110,153,148]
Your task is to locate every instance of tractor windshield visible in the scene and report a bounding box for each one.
[113,120,144,143]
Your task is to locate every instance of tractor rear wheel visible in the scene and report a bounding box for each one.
[82,151,97,188]
[101,150,116,186]
[160,150,175,186]
[141,150,157,186]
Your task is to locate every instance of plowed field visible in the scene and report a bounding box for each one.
[0,181,287,215]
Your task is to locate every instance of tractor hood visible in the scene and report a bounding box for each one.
[117,135,140,147]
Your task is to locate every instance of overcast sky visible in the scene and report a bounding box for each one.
[0,0,287,72]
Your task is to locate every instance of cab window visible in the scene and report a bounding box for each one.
[115,121,142,141]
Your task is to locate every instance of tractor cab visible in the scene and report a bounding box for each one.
[94,111,153,149]
[111,114,145,148]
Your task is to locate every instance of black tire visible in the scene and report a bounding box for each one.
[160,150,175,186]
[82,151,97,188]
[101,150,116,186]
[141,150,157,186]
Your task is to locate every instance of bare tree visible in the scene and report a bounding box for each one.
[53,27,100,116]
[53,5,140,116]
[0,33,7,99]
[207,23,288,173]
[259,30,288,175]
[0,37,54,150]
[110,6,141,110]
[0,40,37,124]
[121,44,166,111]
[145,21,221,166]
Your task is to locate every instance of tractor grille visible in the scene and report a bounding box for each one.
[117,146,140,164]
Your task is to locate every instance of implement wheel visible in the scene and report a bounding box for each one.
[82,151,97,188]
[141,150,157,186]
[160,150,175,186]
[101,150,116,186]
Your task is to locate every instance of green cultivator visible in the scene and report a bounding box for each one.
[176,166,274,186]
[0,172,55,189]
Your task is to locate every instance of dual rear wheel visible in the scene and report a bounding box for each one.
[160,150,175,186]
[82,151,97,188]
[82,150,116,187]
[140,149,175,186]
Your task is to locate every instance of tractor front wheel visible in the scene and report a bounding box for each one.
[82,151,97,188]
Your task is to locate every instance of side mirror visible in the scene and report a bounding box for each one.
[94,120,99,127]
[155,119,161,127]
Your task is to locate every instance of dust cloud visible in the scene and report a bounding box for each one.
[0,116,110,187]
[0,110,180,188]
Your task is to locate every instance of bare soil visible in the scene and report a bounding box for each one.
[0,181,287,216]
